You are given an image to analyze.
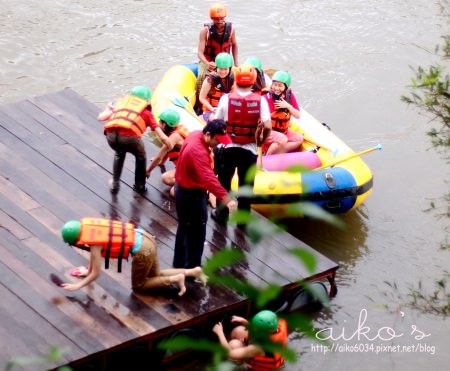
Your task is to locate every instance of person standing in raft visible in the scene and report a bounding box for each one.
[173,119,238,269]
[198,52,235,122]
[261,71,304,155]
[60,218,207,296]
[212,310,288,369]
[97,86,172,195]
[211,63,272,225]
[196,2,238,110]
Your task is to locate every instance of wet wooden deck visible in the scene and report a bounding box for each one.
[0,89,339,370]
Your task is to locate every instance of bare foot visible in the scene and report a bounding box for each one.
[171,273,186,296]
[191,267,208,286]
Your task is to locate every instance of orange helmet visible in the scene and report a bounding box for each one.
[210,3,227,18]
[235,63,257,86]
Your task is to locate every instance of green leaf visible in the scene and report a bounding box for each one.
[288,248,317,273]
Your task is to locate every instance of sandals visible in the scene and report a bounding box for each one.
[69,266,89,278]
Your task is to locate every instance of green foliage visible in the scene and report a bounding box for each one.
[401,32,450,152]
[6,345,71,371]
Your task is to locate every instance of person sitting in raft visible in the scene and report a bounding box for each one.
[97,86,172,194]
[198,52,235,122]
[60,218,207,296]
[245,56,272,94]
[212,310,288,369]
[262,70,304,155]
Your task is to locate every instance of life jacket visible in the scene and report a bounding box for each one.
[103,95,148,138]
[204,22,233,62]
[203,72,235,112]
[226,92,261,144]
[75,218,135,273]
[269,90,292,134]
[167,125,190,166]
[248,319,288,371]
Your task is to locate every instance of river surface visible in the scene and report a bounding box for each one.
[1,0,449,370]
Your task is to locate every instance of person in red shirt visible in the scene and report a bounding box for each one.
[98,86,171,194]
[173,119,238,268]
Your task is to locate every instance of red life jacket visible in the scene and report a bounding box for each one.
[75,218,135,273]
[167,125,190,166]
[203,72,235,112]
[104,95,148,138]
[226,92,261,144]
[204,22,233,62]
[248,319,288,371]
[268,90,292,134]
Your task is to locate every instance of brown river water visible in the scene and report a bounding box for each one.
[1,0,449,370]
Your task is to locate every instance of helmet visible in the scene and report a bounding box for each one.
[235,63,257,86]
[158,109,180,127]
[130,86,152,101]
[61,220,81,245]
[210,3,227,18]
[250,310,278,335]
[272,70,291,88]
[245,57,263,72]
[215,53,234,68]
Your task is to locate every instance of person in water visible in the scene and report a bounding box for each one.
[98,86,172,194]
[262,70,304,155]
[60,218,207,296]
[212,310,288,369]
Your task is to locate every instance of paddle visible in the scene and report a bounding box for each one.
[314,144,382,170]
[167,92,206,125]
[255,122,265,170]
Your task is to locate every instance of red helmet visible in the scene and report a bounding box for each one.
[210,3,227,18]
[235,63,257,86]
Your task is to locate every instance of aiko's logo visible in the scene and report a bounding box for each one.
[315,309,431,342]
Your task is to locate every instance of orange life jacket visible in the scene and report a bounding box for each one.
[248,319,288,371]
[104,95,148,138]
[167,125,190,166]
[75,218,136,272]
[226,92,261,144]
[202,72,234,112]
[204,22,233,62]
[269,91,292,134]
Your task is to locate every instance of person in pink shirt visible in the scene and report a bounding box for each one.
[262,71,304,155]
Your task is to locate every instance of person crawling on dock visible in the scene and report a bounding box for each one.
[60,218,207,296]
[262,70,304,155]
[98,86,172,195]
[212,310,288,369]
[198,52,235,122]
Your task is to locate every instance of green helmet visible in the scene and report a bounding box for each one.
[130,86,152,101]
[61,220,81,245]
[245,57,263,72]
[158,109,180,127]
[215,52,234,68]
[272,70,292,88]
[250,310,279,335]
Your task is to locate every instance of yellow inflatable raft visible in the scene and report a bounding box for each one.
[151,64,378,214]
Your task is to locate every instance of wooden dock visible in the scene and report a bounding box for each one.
[0,89,338,370]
